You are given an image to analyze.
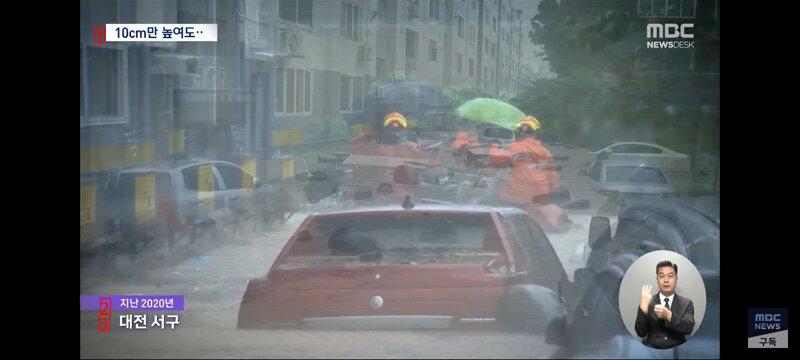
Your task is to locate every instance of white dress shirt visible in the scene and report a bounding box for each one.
[659,292,675,308]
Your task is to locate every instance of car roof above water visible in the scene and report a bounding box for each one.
[312,204,528,217]
[118,159,238,174]
[598,158,666,168]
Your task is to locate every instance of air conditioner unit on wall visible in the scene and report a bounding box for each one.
[178,73,202,88]
[201,66,225,88]
[358,45,373,62]
[279,29,304,57]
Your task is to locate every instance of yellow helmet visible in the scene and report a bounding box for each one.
[383,112,408,128]
[517,115,541,132]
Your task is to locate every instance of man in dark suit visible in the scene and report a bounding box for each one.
[635,260,695,349]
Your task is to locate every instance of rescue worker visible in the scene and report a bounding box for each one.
[451,126,479,151]
[451,121,480,169]
[498,116,566,231]
[383,111,408,128]
[376,112,423,158]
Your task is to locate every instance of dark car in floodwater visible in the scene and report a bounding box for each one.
[563,197,720,358]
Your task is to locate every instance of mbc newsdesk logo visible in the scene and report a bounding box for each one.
[748,308,789,348]
[646,23,694,49]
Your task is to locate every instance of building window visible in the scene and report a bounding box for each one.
[714,0,718,20]
[353,77,363,111]
[177,0,212,23]
[340,76,350,111]
[340,75,364,112]
[304,71,312,112]
[406,29,418,60]
[286,69,295,112]
[277,68,312,114]
[638,0,695,18]
[457,16,463,37]
[491,42,495,58]
[469,58,474,77]
[377,58,386,80]
[280,0,313,26]
[408,0,419,19]
[456,53,463,74]
[296,70,305,113]
[472,0,476,11]
[493,17,496,32]
[259,0,272,39]
[340,1,362,41]
[80,45,128,125]
[429,0,439,20]
[429,40,437,61]
[276,68,284,112]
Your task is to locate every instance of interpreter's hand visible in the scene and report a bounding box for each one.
[654,304,673,321]
[640,285,653,313]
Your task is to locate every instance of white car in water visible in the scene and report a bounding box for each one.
[589,142,690,174]
[590,142,687,159]
[585,159,676,199]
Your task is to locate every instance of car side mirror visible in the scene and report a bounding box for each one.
[253,177,262,188]
[588,216,612,249]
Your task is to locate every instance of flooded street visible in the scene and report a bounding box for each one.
[81,212,562,358]
[80,144,607,358]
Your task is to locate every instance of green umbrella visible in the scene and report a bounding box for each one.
[455,98,525,130]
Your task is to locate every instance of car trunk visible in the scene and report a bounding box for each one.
[239,262,507,328]
[239,210,514,329]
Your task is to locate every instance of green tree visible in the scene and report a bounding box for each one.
[516,0,718,154]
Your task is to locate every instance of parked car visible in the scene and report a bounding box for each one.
[237,202,573,334]
[590,142,688,160]
[589,142,690,175]
[585,159,675,199]
[82,159,290,258]
[119,159,274,221]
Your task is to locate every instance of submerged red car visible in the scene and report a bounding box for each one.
[237,203,571,331]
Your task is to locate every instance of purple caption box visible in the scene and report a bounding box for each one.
[80,295,184,312]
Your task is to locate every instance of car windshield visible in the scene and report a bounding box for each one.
[612,144,663,154]
[81,0,719,358]
[483,127,514,139]
[280,212,501,268]
[605,166,668,184]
